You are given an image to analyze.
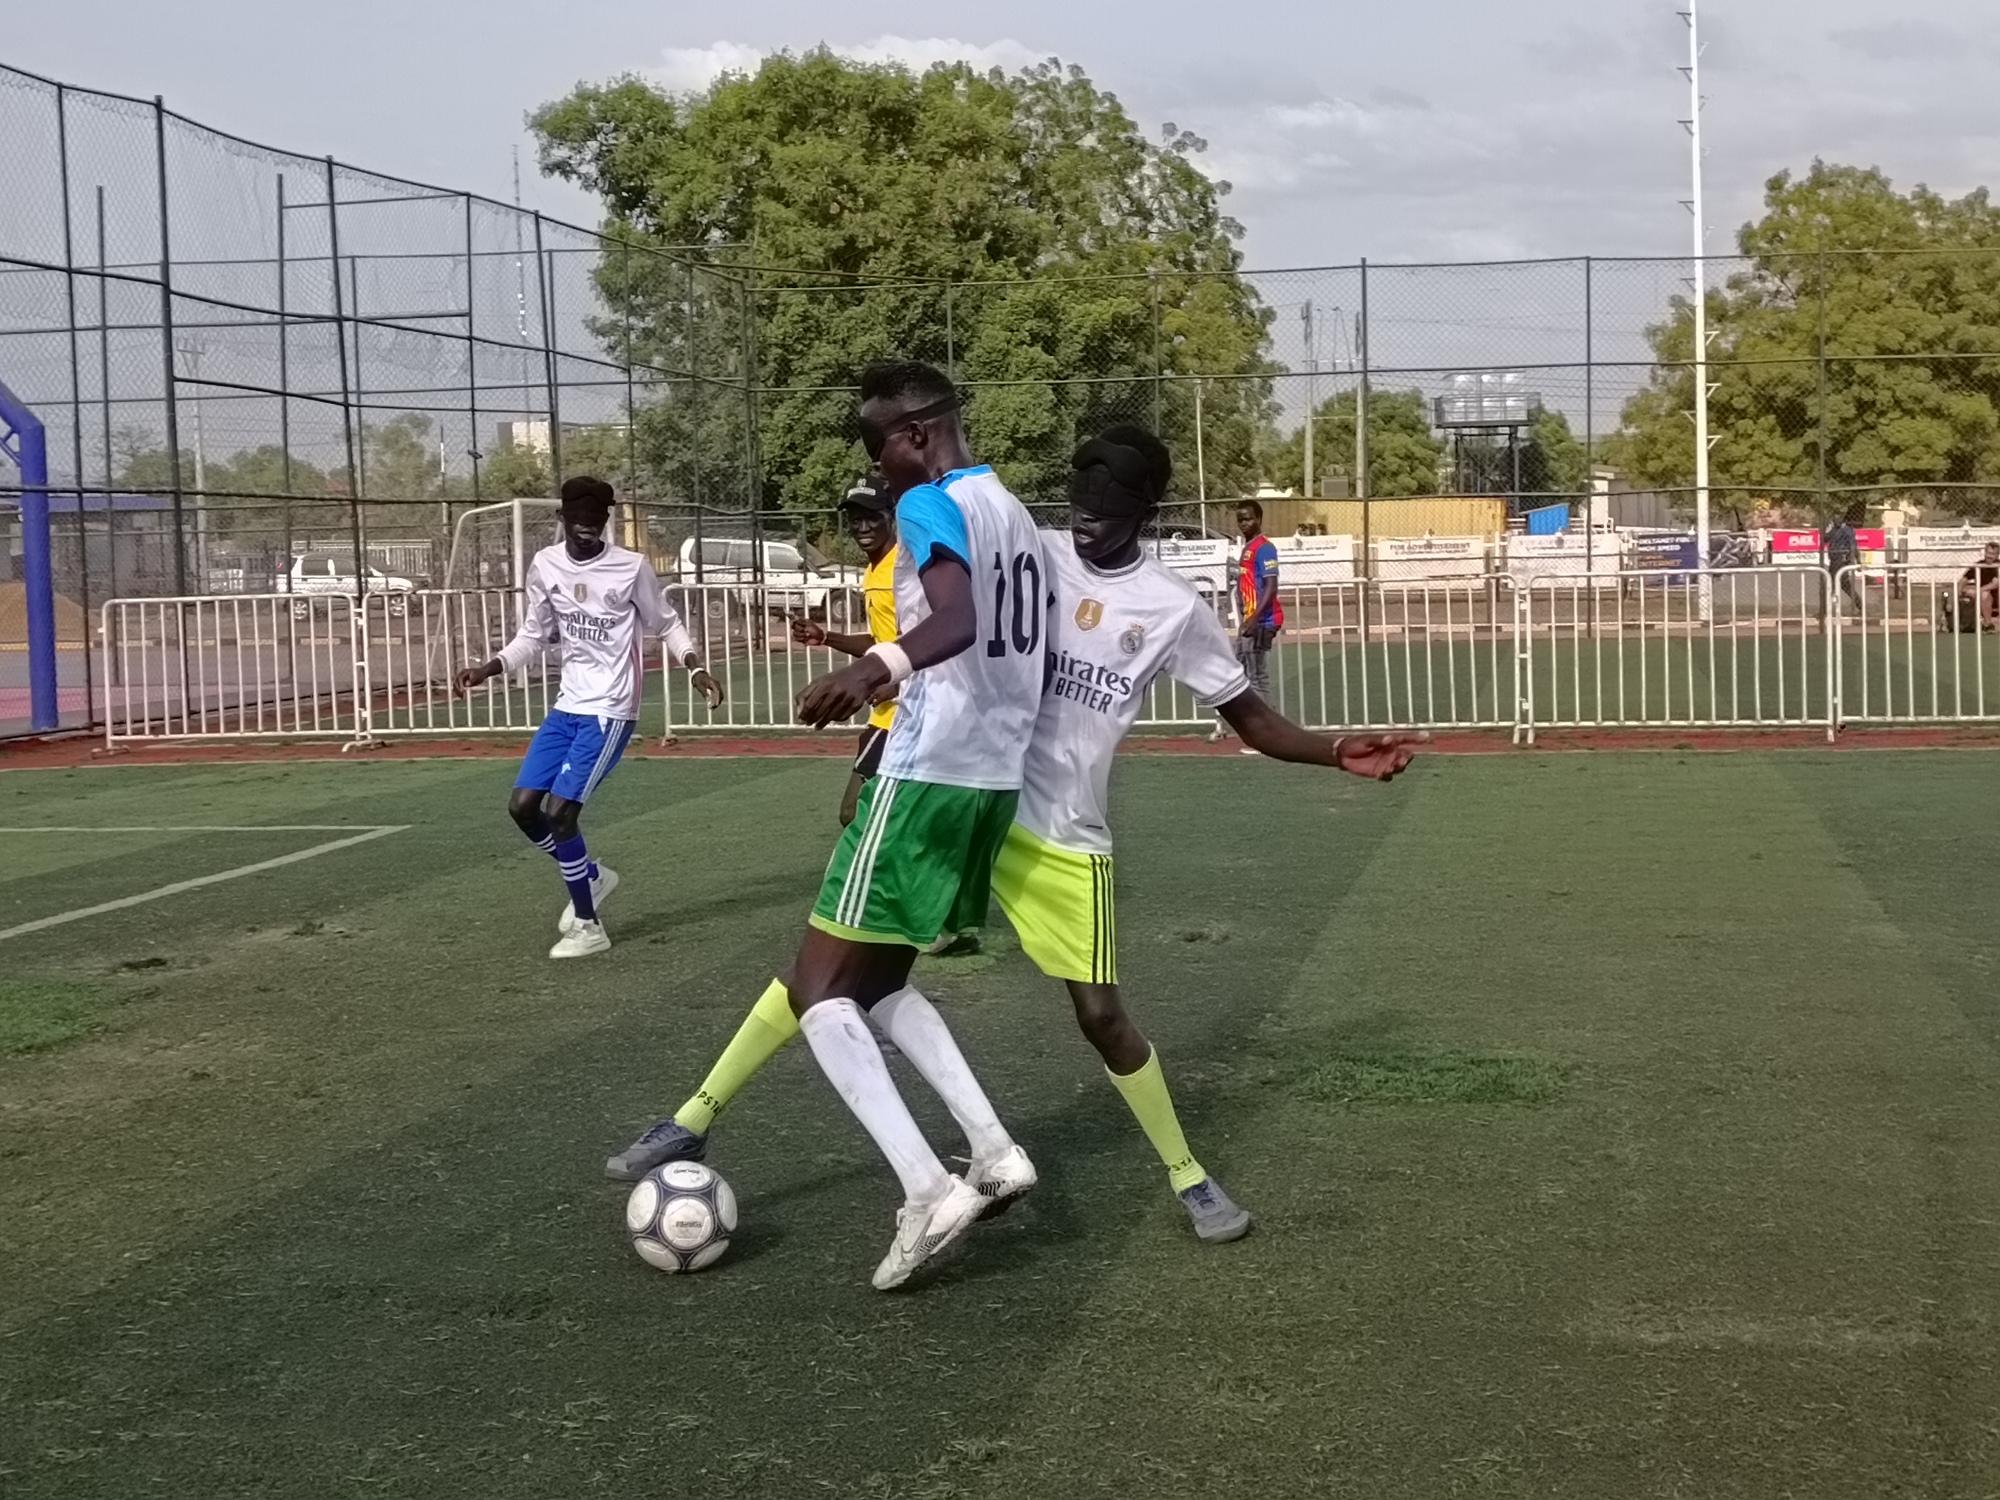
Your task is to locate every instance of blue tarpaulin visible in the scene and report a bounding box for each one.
[1525,503,1570,535]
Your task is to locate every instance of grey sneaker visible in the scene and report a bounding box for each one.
[1178,1177,1252,1242]
[605,1118,707,1181]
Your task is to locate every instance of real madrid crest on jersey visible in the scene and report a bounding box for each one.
[1119,622,1145,655]
[572,581,589,602]
[1074,599,1104,631]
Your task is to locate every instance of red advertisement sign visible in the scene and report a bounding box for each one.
[1854,528,1886,550]
[1771,529,1822,553]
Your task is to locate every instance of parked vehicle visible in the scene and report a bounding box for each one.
[674,537,863,619]
[281,553,415,617]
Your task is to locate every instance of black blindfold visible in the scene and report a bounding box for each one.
[857,393,963,460]
[1069,437,1156,518]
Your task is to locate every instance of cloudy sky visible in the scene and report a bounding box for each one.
[10,0,2000,269]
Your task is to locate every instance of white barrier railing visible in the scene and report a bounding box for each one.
[1834,565,2000,726]
[98,568,2000,746]
[1520,566,1837,740]
[101,594,366,742]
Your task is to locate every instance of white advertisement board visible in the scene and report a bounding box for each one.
[1906,526,2000,584]
[1503,531,1623,586]
[1372,535,1490,580]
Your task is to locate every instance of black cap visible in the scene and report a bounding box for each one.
[839,470,896,514]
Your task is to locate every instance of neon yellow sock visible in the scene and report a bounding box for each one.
[1105,1046,1207,1192]
[674,978,798,1133]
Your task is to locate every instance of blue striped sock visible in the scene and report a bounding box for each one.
[532,832,556,856]
[553,835,595,921]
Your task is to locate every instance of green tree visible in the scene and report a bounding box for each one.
[531,51,1274,518]
[1267,389,1444,497]
[1607,162,2000,523]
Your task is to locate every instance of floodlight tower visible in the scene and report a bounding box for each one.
[1681,0,1713,617]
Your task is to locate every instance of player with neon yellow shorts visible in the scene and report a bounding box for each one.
[609,424,1421,1248]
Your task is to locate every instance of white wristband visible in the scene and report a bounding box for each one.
[866,641,913,687]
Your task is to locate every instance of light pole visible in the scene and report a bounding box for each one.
[1302,300,1316,498]
[1681,0,1714,618]
[174,332,210,587]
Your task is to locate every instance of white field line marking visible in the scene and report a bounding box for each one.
[0,825,409,942]
[0,825,397,833]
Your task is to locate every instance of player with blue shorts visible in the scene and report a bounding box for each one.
[457,475,723,958]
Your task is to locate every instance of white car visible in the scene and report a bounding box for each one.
[675,536,863,619]
[282,553,415,617]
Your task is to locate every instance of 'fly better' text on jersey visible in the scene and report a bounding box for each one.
[1016,535,1249,855]
[496,543,695,721]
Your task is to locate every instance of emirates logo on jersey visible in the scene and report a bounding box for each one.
[1074,599,1104,631]
[572,582,589,601]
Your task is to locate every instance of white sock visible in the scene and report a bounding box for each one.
[799,998,952,1205]
[870,987,1015,1162]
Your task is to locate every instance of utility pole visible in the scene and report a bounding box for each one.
[1681,0,1714,619]
[1302,301,1316,499]
[175,332,209,586]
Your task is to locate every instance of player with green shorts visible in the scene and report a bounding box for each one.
[614,362,1048,1292]
[609,425,1420,1247]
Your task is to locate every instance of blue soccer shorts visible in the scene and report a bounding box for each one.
[514,711,636,803]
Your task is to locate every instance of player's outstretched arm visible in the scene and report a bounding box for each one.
[795,558,974,728]
[1217,689,1426,780]
[789,616,875,658]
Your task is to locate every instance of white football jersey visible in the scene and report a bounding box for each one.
[879,467,1047,791]
[496,542,695,720]
[1017,534,1249,854]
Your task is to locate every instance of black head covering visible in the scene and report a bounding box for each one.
[1069,436,1158,517]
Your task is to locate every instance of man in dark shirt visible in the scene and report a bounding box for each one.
[1961,542,2000,630]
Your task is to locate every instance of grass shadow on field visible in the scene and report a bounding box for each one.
[0,975,146,1053]
[1292,1048,1571,1107]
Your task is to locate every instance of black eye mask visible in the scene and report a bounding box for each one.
[1069,437,1155,517]
[857,393,963,460]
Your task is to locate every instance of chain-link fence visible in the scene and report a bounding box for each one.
[8,60,2000,737]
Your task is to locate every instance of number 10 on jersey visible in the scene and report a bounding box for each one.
[986,551,1042,658]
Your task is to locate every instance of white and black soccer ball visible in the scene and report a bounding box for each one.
[624,1161,737,1273]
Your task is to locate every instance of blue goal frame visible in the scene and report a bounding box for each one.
[0,377,58,732]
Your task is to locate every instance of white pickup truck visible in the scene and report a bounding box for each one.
[280,553,415,617]
[675,536,863,619]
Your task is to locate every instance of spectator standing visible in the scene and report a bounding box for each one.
[1212,500,1283,749]
[1825,514,1861,610]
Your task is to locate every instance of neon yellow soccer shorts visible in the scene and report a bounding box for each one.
[990,822,1117,985]
[811,777,1018,948]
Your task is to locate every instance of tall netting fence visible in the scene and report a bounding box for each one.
[0,65,755,733]
[8,61,2000,738]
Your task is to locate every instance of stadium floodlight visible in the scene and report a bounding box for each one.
[1433,372,1544,430]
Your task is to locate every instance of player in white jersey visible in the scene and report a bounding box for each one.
[456,476,722,959]
[611,363,1045,1290]
[607,429,1420,1248]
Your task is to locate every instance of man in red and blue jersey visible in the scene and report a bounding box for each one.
[1234,499,1283,705]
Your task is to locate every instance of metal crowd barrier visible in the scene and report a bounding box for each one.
[97,567,2000,747]
[1833,565,1999,726]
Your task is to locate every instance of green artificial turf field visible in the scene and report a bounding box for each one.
[3,748,1999,1497]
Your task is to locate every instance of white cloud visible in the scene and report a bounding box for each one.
[649,36,1041,97]
[651,42,766,96]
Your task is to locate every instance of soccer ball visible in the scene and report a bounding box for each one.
[624,1161,737,1273]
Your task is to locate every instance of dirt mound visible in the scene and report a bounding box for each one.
[0,581,89,645]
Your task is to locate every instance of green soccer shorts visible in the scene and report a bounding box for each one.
[809,777,1019,948]
[989,821,1117,985]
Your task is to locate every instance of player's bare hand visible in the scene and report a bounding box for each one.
[796,658,890,729]
[1334,731,1427,781]
[690,668,725,710]
[789,616,828,647]
[454,662,494,697]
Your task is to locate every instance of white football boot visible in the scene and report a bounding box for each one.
[558,865,619,935]
[872,1177,987,1291]
[549,918,611,959]
[965,1143,1039,1219]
